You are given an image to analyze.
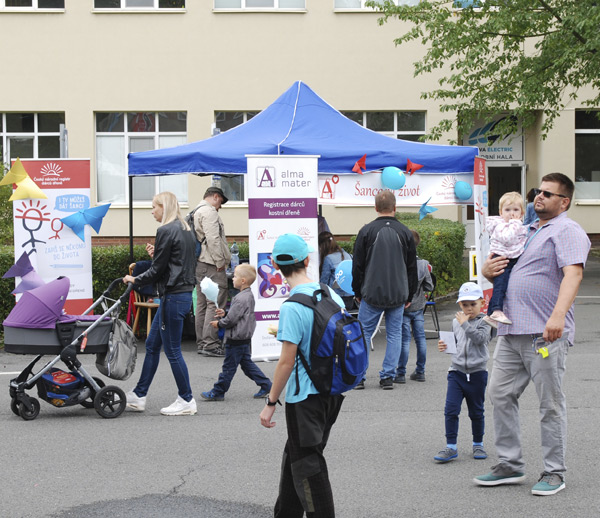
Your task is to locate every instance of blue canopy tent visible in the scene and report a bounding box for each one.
[128,81,477,176]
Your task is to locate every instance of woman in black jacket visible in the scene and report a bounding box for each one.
[123,191,197,416]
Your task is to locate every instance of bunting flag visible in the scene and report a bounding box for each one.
[60,204,111,242]
[352,154,367,174]
[418,197,438,220]
[406,158,424,176]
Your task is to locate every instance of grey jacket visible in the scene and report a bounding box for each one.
[405,257,434,313]
[218,288,256,344]
[448,314,492,374]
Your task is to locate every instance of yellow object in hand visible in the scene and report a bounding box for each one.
[538,346,549,358]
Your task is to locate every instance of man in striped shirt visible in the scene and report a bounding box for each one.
[474,173,591,496]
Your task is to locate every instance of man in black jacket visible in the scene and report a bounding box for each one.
[352,190,418,390]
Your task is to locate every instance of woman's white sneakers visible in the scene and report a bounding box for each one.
[126,391,146,412]
[160,396,197,416]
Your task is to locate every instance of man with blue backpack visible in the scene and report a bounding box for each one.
[260,233,367,518]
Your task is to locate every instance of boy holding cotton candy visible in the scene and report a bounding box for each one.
[200,264,272,401]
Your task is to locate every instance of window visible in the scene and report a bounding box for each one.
[341,111,426,141]
[0,0,64,9]
[214,0,305,9]
[94,0,184,9]
[334,0,419,9]
[211,111,258,202]
[1,112,64,162]
[575,110,600,201]
[95,111,187,205]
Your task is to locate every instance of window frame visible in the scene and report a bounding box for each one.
[1,112,64,163]
[341,110,427,141]
[0,0,64,10]
[213,0,306,11]
[95,111,188,206]
[574,110,600,203]
[333,0,419,11]
[93,0,185,11]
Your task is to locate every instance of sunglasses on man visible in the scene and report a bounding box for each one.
[533,188,568,199]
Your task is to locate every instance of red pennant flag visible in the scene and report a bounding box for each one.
[406,158,424,176]
[352,154,367,174]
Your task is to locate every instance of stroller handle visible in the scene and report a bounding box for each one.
[103,278,134,304]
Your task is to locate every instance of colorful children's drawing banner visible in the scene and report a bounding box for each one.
[12,159,93,314]
[472,157,492,310]
[246,155,319,361]
[318,172,474,205]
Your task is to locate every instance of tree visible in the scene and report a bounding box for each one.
[0,163,15,245]
[369,0,600,142]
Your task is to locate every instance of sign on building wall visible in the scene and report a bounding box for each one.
[247,155,319,361]
[472,157,492,310]
[13,159,93,314]
[462,116,523,162]
[318,172,474,205]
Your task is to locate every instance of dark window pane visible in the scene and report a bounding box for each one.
[575,111,600,130]
[128,112,156,132]
[38,0,65,7]
[342,112,363,125]
[6,113,34,133]
[397,111,425,132]
[246,111,258,120]
[95,0,120,7]
[38,136,61,158]
[159,0,185,7]
[8,137,34,159]
[38,113,65,133]
[215,111,245,132]
[96,113,124,132]
[397,134,422,142]
[0,116,3,132]
[5,1,33,6]
[366,112,394,131]
[575,134,600,182]
[158,111,186,132]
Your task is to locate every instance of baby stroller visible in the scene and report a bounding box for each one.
[4,276,135,421]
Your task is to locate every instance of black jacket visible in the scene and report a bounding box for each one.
[135,220,196,297]
[352,216,418,308]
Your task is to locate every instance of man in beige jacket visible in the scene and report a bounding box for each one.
[194,186,231,356]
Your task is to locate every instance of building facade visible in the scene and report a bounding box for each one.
[1,1,598,244]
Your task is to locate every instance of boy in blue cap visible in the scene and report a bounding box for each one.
[260,233,345,518]
[434,282,494,463]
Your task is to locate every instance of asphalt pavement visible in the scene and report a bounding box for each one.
[1,256,599,518]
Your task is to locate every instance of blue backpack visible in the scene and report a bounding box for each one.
[286,284,368,395]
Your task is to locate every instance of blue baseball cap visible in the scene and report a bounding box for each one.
[457,282,484,302]
[272,234,314,265]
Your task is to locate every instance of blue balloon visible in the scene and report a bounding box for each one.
[381,166,406,190]
[334,260,354,295]
[454,181,473,200]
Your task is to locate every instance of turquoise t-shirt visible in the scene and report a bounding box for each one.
[277,282,344,404]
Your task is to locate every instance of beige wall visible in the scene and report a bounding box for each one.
[1,1,596,239]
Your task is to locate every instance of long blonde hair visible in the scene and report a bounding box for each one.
[153,191,189,230]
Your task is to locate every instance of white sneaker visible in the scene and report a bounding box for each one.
[160,396,197,416]
[126,391,146,412]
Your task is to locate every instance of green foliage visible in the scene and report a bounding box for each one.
[338,213,467,296]
[368,0,600,142]
[0,164,15,245]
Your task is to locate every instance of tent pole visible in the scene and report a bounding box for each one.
[129,175,134,263]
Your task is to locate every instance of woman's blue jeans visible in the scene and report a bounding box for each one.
[397,310,427,376]
[134,291,193,402]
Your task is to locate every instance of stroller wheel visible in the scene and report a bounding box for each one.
[10,398,20,416]
[18,398,41,421]
[94,386,126,419]
[81,377,106,409]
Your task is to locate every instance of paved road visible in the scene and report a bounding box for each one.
[1,257,599,517]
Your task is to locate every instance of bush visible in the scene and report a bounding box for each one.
[338,213,468,296]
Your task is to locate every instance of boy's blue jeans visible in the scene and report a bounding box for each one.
[397,310,427,376]
[212,343,271,396]
[134,291,194,402]
[444,370,488,444]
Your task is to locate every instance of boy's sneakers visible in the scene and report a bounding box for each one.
[353,380,365,390]
[489,310,512,325]
[473,445,488,459]
[200,390,224,402]
[160,396,197,416]
[203,346,225,357]
[483,316,498,329]
[434,447,458,463]
[474,464,526,486]
[393,374,406,384]
[531,472,565,496]
[409,371,426,382]
[126,391,146,412]
[379,377,394,390]
[253,386,271,399]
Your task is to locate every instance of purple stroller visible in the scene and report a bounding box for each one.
[4,276,133,421]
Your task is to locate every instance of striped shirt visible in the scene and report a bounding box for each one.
[500,211,591,344]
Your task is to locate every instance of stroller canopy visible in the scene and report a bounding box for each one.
[3,277,70,329]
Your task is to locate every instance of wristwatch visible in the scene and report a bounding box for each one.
[265,396,281,407]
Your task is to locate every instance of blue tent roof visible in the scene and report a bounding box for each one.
[128,81,478,176]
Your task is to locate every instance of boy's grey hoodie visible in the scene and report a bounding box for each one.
[448,314,492,375]
[217,288,256,343]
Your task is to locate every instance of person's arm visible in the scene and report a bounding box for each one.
[134,227,171,286]
[320,255,333,286]
[544,264,584,342]
[259,340,297,428]
[200,208,228,269]
[351,230,366,300]
[404,232,418,301]
[218,296,244,329]
[463,318,491,348]
[481,254,510,283]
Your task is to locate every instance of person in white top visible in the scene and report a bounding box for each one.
[484,192,527,328]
